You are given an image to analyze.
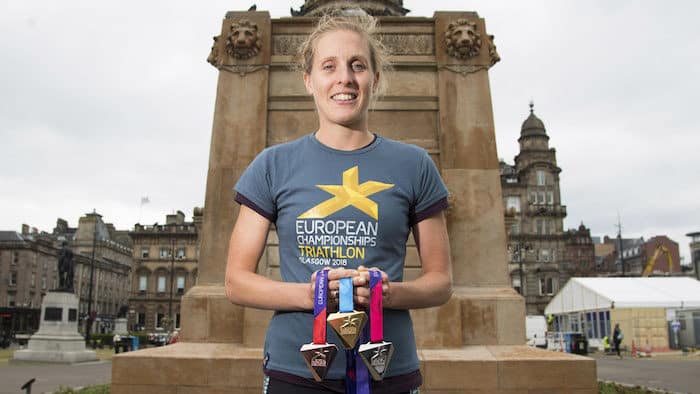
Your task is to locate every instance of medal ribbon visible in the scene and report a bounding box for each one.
[340,277,356,394]
[369,270,383,343]
[339,276,353,313]
[313,270,328,344]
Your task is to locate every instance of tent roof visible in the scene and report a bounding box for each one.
[545,277,700,315]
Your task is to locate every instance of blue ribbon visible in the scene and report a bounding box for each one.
[339,277,353,313]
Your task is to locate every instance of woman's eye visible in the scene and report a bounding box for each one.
[322,64,334,71]
[352,63,366,71]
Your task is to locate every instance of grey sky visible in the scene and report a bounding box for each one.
[1,1,698,263]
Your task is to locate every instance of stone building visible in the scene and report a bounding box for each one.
[599,234,681,276]
[128,209,202,332]
[500,104,594,314]
[0,213,132,336]
[65,212,133,334]
[0,226,56,335]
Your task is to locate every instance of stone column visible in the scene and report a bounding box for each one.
[179,11,271,343]
[411,12,525,347]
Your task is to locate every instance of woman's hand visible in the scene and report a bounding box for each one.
[310,267,367,310]
[354,266,391,309]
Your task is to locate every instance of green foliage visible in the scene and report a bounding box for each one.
[53,384,110,394]
[598,381,672,394]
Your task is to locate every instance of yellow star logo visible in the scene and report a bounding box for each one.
[298,166,394,220]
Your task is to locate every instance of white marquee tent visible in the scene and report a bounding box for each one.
[546,277,700,315]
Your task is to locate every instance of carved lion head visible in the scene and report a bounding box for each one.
[225,19,262,60]
[445,19,482,60]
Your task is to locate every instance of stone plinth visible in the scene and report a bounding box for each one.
[13,291,97,364]
[114,318,128,335]
[111,7,596,393]
[112,343,596,393]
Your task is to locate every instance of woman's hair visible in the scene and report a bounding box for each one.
[295,7,390,97]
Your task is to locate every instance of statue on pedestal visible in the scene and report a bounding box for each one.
[58,242,74,292]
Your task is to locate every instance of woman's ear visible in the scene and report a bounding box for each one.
[303,72,314,95]
[372,71,380,93]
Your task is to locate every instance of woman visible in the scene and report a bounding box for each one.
[225,10,452,394]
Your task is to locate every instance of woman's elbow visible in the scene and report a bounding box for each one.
[224,273,244,305]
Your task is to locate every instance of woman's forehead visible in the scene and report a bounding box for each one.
[313,29,370,58]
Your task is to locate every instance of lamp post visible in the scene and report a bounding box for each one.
[85,213,98,344]
[508,242,531,296]
[167,237,175,333]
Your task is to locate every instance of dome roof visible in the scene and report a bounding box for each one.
[520,102,547,137]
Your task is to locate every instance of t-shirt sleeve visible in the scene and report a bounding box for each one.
[234,149,277,222]
[410,150,449,225]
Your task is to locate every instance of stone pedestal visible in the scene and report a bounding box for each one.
[112,7,595,393]
[114,318,128,335]
[13,291,97,364]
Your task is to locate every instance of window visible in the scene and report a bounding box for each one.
[535,219,546,235]
[157,276,166,293]
[141,248,150,258]
[31,273,36,287]
[529,192,537,204]
[156,313,164,328]
[510,222,520,235]
[139,275,147,292]
[540,249,550,262]
[43,260,48,270]
[12,252,18,265]
[538,192,546,205]
[176,248,186,259]
[547,191,554,205]
[539,277,556,295]
[137,312,146,329]
[506,196,521,213]
[41,276,47,290]
[159,248,171,259]
[176,275,185,294]
[9,272,17,286]
[176,313,181,329]
[8,294,15,307]
[536,170,546,186]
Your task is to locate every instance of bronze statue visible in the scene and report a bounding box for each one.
[58,241,75,292]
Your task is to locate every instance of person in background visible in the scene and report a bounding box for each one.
[613,323,623,359]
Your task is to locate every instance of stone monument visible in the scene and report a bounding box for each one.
[13,245,97,363]
[112,1,596,392]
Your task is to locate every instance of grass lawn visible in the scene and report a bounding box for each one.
[0,346,115,365]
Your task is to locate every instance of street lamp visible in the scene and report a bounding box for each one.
[85,213,99,344]
[167,237,175,333]
[508,242,531,296]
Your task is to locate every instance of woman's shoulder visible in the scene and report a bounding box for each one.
[376,135,429,159]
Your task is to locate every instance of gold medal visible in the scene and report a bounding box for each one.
[327,310,367,349]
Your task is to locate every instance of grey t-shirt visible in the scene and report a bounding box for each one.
[235,133,448,380]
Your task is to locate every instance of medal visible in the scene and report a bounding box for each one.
[327,277,367,349]
[300,270,338,381]
[358,270,394,381]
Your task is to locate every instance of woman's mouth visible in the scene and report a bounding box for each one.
[331,93,357,102]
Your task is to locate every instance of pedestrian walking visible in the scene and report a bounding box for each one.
[613,323,623,359]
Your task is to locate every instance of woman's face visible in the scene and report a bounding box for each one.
[304,29,379,131]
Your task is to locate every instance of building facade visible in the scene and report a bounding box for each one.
[0,213,132,336]
[500,104,595,314]
[0,227,56,335]
[128,209,202,332]
[599,234,682,276]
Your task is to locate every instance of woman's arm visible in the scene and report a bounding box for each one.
[224,205,315,311]
[354,211,453,310]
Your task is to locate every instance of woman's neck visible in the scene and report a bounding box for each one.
[314,124,374,151]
